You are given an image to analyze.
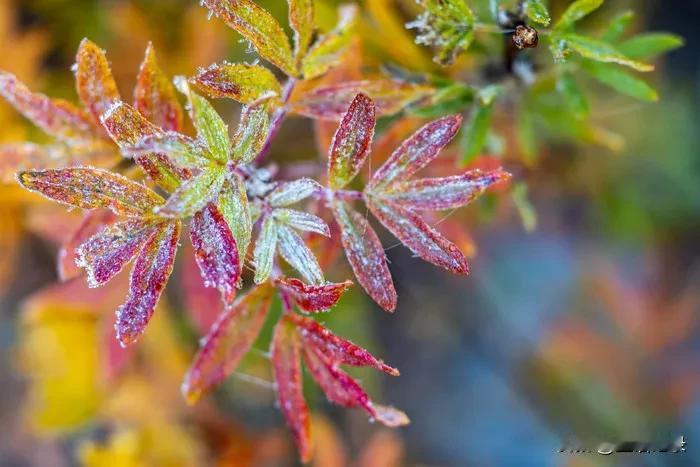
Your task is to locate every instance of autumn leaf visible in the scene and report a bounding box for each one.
[301,5,357,80]
[275,277,352,313]
[192,62,282,105]
[75,38,122,125]
[288,0,315,65]
[134,42,184,132]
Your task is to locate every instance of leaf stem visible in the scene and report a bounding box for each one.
[254,77,297,165]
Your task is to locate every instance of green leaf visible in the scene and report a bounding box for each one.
[525,0,551,26]
[512,182,537,232]
[517,101,537,165]
[617,33,684,60]
[288,0,315,64]
[276,224,324,285]
[406,0,475,66]
[253,215,278,284]
[175,77,230,163]
[601,10,634,42]
[556,33,654,71]
[581,61,658,102]
[301,5,357,80]
[556,72,589,118]
[191,63,282,104]
[158,169,226,218]
[219,176,252,266]
[409,83,474,118]
[231,104,270,164]
[554,0,604,31]
[459,100,494,166]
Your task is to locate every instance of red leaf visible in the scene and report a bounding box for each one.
[115,220,180,346]
[367,197,468,275]
[328,93,376,190]
[331,199,396,312]
[275,277,352,313]
[134,42,184,132]
[75,218,154,287]
[189,203,240,304]
[287,312,399,375]
[303,347,409,427]
[386,169,511,211]
[75,39,121,124]
[271,316,311,462]
[182,283,274,403]
[58,209,117,281]
[369,115,462,192]
[181,243,223,335]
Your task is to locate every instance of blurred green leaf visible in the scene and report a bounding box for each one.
[557,72,589,118]
[517,100,537,165]
[617,33,684,60]
[555,33,654,72]
[582,61,658,102]
[601,10,634,42]
[459,93,496,165]
[512,182,537,232]
[525,0,551,26]
[554,0,604,31]
[410,83,474,118]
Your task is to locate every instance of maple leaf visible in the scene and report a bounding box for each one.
[326,94,511,311]
[271,313,406,461]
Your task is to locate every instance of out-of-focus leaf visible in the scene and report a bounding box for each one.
[406,0,475,66]
[331,199,396,312]
[17,167,163,216]
[0,143,71,182]
[601,10,634,42]
[459,101,494,166]
[271,317,310,462]
[76,218,155,288]
[287,312,398,375]
[617,33,684,60]
[384,169,511,211]
[517,100,537,165]
[553,0,604,31]
[290,80,432,120]
[75,39,121,124]
[409,83,474,118]
[367,196,468,275]
[253,215,278,284]
[0,72,96,144]
[202,0,296,77]
[219,176,252,265]
[288,0,315,63]
[134,42,184,132]
[275,277,352,313]
[59,210,117,281]
[175,77,229,163]
[190,203,240,304]
[302,5,357,79]
[277,224,324,285]
[582,61,658,102]
[182,283,274,403]
[231,103,270,164]
[557,72,589,118]
[555,33,654,72]
[274,209,329,237]
[512,182,537,232]
[157,169,225,218]
[369,115,462,191]
[328,93,375,190]
[192,63,282,104]
[525,0,550,26]
[115,220,180,346]
[127,131,209,170]
[181,244,223,335]
[268,178,322,207]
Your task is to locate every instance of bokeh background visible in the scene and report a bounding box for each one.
[0,0,698,466]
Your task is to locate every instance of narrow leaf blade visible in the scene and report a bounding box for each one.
[75,39,121,124]
[157,169,226,218]
[525,0,550,26]
[277,224,324,285]
[557,33,654,72]
[135,42,184,132]
[554,0,604,31]
[219,176,252,267]
[267,178,322,207]
[582,61,658,102]
[274,209,330,237]
[459,102,493,165]
[253,215,278,284]
[192,63,282,104]
[288,0,315,63]
[231,103,270,164]
[617,33,684,60]
[301,5,357,79]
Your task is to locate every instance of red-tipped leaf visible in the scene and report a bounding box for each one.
[275,277,352,313]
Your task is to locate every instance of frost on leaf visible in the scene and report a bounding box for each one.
[218,177,252,269]
[157,170,226,218]
[288,0,315,65]
[406,0,475,66]
[192,62,281,104]
[253,215,278,284]
[135,42,184,132]
[115,220,180,346]
[202,0,296,77]
[267,178,322,207]
[328,93,376,190]
[301,4,357,80]
[275,277,352,313]
[17,167,164,217]
[277,224,324,285]
[182,283,274,404]
[58,209,117,281]
[273,209,330,237]
[190,203,241,305]
[331,199,396,312]
[231,103,270,164]
[75,39,121,124]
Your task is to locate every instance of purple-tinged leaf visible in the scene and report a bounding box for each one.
[290,80,432,120]
[267,178,322,207]
[134,152,190,194]
[76,218,156,287]
[301,5,357,79]
[287,312,399,376]
[75,39,121,124]
[367,196,468,275]
[253,215,278,284]
[275,277,352,313]
[59,209,117,281]
[231,103,270,164]
[157,169,226,218]
[181,244,223,335]
[115,220,180,346]
[201,0,296,77]
[192,63,282,104]
[0,143,67,182]
[277,224,324,285]
[17,167,164,217]
[271,316,311,462]
[385,169,511,210]
[273,208,330,237]
[328,93,375,190]
[128,132,209,170]
[218,176,252,266]
[182,283,274,403]
[190,202,240,304]
[134,42,184,132]
[369,115,462,192]
[288,0,315,64]
[0,72,96,143]
[100,101,161,149]
[331,199,396,312]
[303,347,409,427]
